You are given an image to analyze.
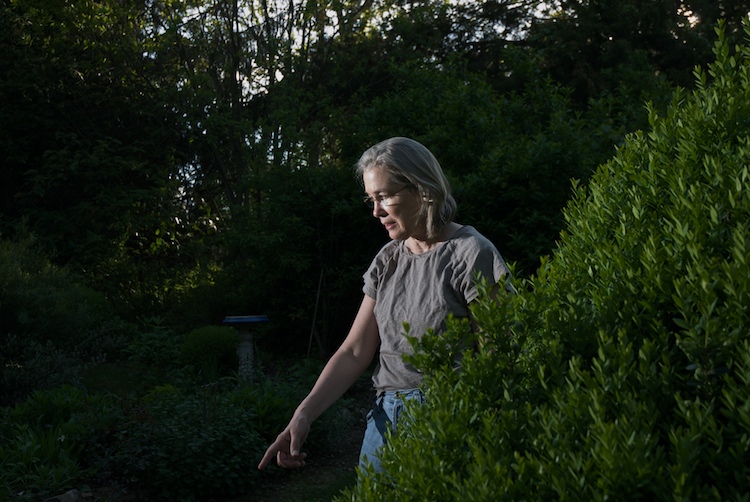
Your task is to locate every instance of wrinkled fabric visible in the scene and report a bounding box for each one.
[358,389,425,473]
[363,225,508,393]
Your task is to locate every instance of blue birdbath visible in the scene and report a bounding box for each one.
[222,315,269,381]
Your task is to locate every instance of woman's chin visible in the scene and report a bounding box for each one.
[386,228,406,240]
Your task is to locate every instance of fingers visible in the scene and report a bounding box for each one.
[258,417,311,470]
[258,431,289,470]
[276,450,307,469]
[257,431,308,470]
[257,443,278,470]
[289,430,303,458]
[257,445,307,470]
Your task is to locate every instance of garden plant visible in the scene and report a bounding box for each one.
[346,22,750,501]
[2,1,749,499]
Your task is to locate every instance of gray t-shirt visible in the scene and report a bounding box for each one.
[363,225,508,393]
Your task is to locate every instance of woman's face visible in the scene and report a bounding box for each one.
[363,167,424,241]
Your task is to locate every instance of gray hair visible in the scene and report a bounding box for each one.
[356,137,457,239]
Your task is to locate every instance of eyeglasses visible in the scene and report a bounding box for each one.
[363,185,411,208]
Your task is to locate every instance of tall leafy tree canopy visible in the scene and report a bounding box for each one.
[1,0,183,264]
[1,0,746,353]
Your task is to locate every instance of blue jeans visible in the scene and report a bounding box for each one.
[358,389,425,473]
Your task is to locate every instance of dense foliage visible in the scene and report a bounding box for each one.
[0,327,354,500]
[0,236,355,499]
[0,237,131,405]
[2,0,749,499]
[180,325,240,380]
[3,0,736,355]
[346,23,750,500]
[1,387,122,498]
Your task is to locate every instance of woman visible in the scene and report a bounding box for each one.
[257,137,508,474]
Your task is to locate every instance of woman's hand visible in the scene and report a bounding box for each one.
[257,415,310,470]
[257,296,379,471]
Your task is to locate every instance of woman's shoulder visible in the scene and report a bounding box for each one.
[452,225,498,252]
[368,239,403,266]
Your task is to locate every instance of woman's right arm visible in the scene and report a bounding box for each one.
[257,295,380,470]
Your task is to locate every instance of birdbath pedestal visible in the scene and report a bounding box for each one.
[222,315,269,381]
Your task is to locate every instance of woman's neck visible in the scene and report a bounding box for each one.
[405,222,462,254]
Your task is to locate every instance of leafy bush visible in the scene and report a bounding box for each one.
[180,325,240,380]
[124,316,183,370]
[0,236,112,347]
[345,22,750,500]
[111,363,358,500]
[0,236,130,405]
[1,337,86,406]
[231,360,357,456]
[0,386,122,500]
[112,385,263,499]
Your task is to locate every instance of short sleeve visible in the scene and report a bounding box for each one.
[362,241,399,299]
[458,233,509,303]
[363,257,380,299]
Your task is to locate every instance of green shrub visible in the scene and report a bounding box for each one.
[124,317,183,370]
[112,386,263,499]
[0,236,111,347]
[230,363,355,457]
[180,325,240,380]
[0,236,130,405]
[0,386,122,500]
[345,21,750,501]
[1,337,86,406]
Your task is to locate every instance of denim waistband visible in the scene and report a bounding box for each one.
[377,388,424,401]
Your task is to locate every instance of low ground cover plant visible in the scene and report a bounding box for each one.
[0,245,356,499]
[0,386,122,499]
[1,342,356,500]
[112,384,264,499]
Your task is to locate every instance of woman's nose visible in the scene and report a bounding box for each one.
[372,201,387,217]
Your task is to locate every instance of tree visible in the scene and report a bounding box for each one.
[0,0,187,290]
[1,0,684,351]
[530,0,749,96]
